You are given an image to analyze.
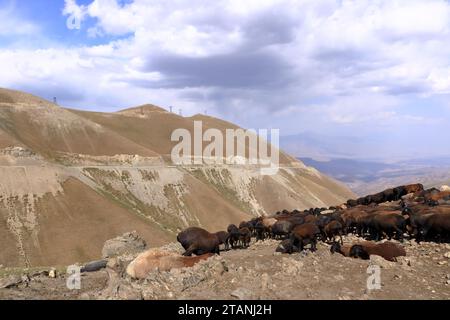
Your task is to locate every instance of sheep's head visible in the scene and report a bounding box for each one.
[349,245,370,260]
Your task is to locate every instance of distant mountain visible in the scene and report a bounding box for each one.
[281,132,450,163]
[300,158,395,183]
[300,157,450,196]
[281,132,369,160]
[0,88,354,267]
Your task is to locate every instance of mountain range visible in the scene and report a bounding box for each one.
[0,88,354,267]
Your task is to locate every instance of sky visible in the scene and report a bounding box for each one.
[1,0,450,161]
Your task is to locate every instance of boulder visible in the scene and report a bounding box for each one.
[102,231,147,258]
[48,268,57,278]
[81,260,108,273]
[0,275,22,289]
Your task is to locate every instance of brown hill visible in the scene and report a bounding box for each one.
[0,88,354,267]
[0,88,54,106]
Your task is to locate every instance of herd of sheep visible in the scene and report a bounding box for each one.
[177,183,450,262]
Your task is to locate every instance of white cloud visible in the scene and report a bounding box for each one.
[0,4,39,36]
[0,0,449,156]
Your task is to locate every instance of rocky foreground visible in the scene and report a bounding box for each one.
[0,234,449,300]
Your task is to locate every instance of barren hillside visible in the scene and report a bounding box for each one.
[0,88,354,268]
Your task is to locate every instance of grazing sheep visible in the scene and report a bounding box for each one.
[239,221,254,234]
[227,224,241,249]
[323,220,344,244]
[271,220,294,239]
[290,223,321,252]
[303,214,318,225]
[413,213,450,242]
[369,213,406,241]
[239,227,252,248]
[214,231,230,251]
[403,206,450,242]
[254,220,269,241]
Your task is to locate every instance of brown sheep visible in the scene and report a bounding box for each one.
[424,213,450,241]
[330,242,352,256]
[404,183,425,194]
[349,242,406,261]
[424,191,450,203]
[369,212,406,241]
[303,214,318,224]
[254,220,268,241]
[324,220,343,244]
[177,227,220,256]
[331,241,406,261]
[214,231,230,250]
[239,227,252,248]
[271,220,295,239]
[290,223,321,252]
[341,207,369,234]
[227,224,241,249]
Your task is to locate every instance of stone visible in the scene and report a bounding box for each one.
[437,261,447,265]
[444,252,450,259]
[231,287,254,300]
[82,260,108,273]
[48,268,57,278]
[0,275,22,289]
[102,231,147,259]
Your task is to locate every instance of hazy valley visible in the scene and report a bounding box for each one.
[300,157,450,196]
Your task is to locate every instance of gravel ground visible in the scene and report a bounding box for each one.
[1,236,449,300]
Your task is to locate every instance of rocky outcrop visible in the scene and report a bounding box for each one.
[102,232,147,259]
